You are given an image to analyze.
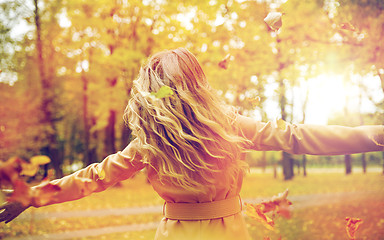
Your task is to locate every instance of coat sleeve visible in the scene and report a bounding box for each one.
[236,115,384,155]
[31,139,146,207]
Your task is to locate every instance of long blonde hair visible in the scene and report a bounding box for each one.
[124,48,250,193]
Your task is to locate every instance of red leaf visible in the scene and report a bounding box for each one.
[345,217,363,240]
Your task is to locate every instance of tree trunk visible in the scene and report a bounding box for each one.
[382,152,384,175]
[121,126,132,150]
[302,155,307,177]
[361,153,366,174]
[282,152,294,180]
[81,71,92,166]
[273,163,277,179]
[104,109,116,156]
[345,154,352,175]
[261,151,267,173]
[34,0,62,178]
[279,75,294,180]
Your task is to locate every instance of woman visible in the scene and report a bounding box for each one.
[1,48,383,239]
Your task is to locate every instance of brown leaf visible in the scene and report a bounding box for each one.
[218,54,231,70]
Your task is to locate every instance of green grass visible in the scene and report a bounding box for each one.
[1,170,383,239]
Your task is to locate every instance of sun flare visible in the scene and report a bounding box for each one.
[305,74,353,125]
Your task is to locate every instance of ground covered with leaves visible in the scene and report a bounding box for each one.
[1,170,383,240]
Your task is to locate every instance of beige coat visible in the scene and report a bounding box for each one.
[32,115,383,239]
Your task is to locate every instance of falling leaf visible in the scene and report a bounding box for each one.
[21,155,51,176]
[30,155,51,165]
[263,189,292,218]
[345,217,363,240]
[276,119,287,131]
[264,12,283,31]
[20,163,39,177]
[245,189,292,231]
[339,22,356,31]
[218,54,231,69]
[245,202,275,230]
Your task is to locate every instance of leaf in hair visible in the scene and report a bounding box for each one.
[151,86,174,99]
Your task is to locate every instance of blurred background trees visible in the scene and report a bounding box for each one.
[0,0,383,180]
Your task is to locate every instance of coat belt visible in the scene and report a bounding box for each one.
[163,196,242,220]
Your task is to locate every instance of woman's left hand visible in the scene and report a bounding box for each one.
[0,201,28,224]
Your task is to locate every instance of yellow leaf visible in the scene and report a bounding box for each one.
[96,167,106,181]
[151,86,174,99]
[20,163,39,176]
[30,155,51,165]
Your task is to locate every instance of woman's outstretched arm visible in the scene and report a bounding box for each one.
[30,138,145,207]
[236,115,383,155]
[0,138,145,223]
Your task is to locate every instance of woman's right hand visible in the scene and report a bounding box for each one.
[0,201,28,224]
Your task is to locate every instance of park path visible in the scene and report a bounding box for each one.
[3,191,381,240]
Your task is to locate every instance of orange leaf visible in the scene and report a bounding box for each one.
[345,217,363,240]
[245,202,275,230]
